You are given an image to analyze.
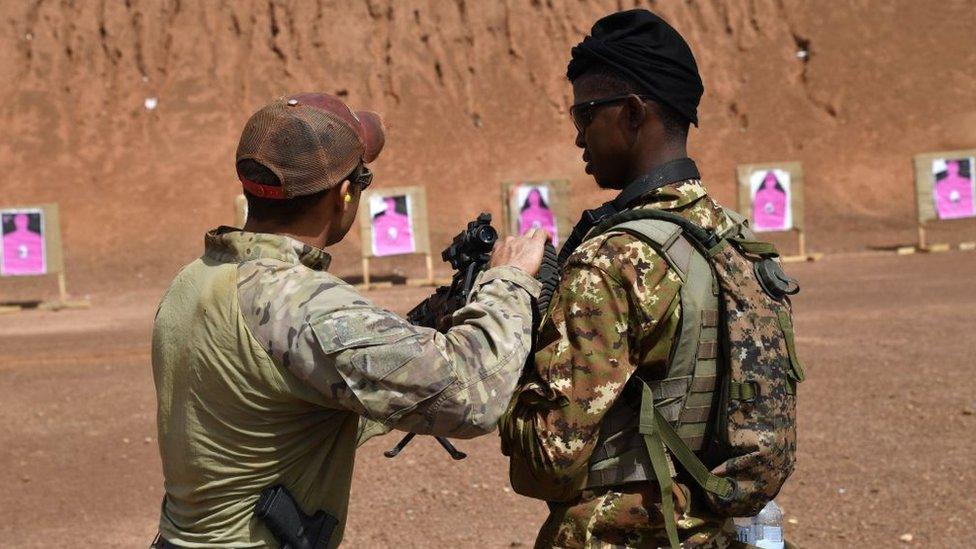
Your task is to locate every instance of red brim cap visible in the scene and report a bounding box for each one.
[355,110,385,163]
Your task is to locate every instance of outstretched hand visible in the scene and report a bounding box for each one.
[489,228,551,277]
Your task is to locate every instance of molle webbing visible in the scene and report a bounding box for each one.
[611,218,720,451]
[640,381,735,549]
[586,396,659,489]
[585,215,719,491]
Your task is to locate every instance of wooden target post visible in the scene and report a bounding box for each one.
[736,162,822,263]
[357,186,434,290]
[0,203,89,313]
[500,179,572,248]
[910,150,976,253]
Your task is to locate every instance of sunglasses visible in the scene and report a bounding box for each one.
[348,163,373,191]
[569,94,652,132]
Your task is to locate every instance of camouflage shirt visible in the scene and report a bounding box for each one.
[153,228,539,547]
[501,180,739,548]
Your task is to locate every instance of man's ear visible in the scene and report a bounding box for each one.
[626,95,648,130]
[336,180,354,209]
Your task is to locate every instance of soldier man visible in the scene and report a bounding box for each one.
[501,10,740,548]
[151,92,548,547]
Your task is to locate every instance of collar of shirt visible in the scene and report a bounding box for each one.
[203,226,332,271]
[631,178,708,211]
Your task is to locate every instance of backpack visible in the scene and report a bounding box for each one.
[587,207,805,549]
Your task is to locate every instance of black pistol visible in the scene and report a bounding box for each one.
[254,484,337,549]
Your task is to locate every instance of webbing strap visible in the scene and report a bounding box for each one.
[777,309,806,382]
[664,236,695,278]
[701,309,720,327]
[654,401,735,498]
[676,422,707,439]
[728,237,780,257]
[646,376,691,400]
[679,406,712,423]
[690,375,717,393]
[729,381,757,401]
[639,383,681,549]
[697,340,718,359]
[656,400,683,423]
[640,381,736,549]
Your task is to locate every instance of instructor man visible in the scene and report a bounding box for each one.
[151,92,547,547]
[501,10,739,548]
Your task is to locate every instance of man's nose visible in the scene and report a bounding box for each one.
[574,129,586,149]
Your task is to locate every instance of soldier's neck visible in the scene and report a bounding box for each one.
[243,219,331,251]
[625,143,689,184]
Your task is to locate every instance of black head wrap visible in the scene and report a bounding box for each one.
[567,9,704,126]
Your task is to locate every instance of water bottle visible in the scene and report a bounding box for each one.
[753,500,785,549]
[734,500,784,549]
[733,515,755,544]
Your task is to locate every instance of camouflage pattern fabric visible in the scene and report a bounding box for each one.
[703,231,801,516]
[534,484,743,549]
[153,227,539,546]
[501,180,737,548]
[229,228,541,437]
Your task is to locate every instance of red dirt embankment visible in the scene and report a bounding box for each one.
[2,1,976,293]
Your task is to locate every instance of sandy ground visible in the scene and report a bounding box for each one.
[1,250,975,548]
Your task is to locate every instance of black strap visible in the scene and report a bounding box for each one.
[556,158,701,266]
[590,209,719,252]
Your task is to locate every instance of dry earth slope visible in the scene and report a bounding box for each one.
[1,0,975,293]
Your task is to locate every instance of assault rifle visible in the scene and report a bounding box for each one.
[384,213,498,460]
[383,212,557,460]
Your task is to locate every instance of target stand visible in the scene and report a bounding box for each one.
[906,150,976,254]
[357,186,438,291]
[500,179,572,248]
[0,203,89,314]
[736,162,822,263]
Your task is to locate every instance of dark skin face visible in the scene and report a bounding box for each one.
[572,74,688,190]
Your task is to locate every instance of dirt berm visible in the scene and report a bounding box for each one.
[2,1,975,293]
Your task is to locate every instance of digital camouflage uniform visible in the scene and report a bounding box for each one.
[501,180,740,548]
[153,228,539,547]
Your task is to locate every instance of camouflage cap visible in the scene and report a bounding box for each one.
[235,92,386,199]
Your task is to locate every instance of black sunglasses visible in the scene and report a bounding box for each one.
[569,94,652,132]
[348,163,373,191]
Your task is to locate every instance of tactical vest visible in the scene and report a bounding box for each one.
[586,216,720,489]
[583,208,803,549]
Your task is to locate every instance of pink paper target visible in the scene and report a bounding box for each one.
[370,195,416,256]
[1,210,46,276]
[749,170,793,232]
[514,185,558,246]
[932,158,976,220]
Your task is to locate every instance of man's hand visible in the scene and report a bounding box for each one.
[489,229,550,277]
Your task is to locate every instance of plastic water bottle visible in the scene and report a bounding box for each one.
[733,515,755,544]
[734,500,784,549]
[753,500,785,549]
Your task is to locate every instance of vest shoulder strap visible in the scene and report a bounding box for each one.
[606,216,720,444]
[721,207,755,239]
[607,219,696,280]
